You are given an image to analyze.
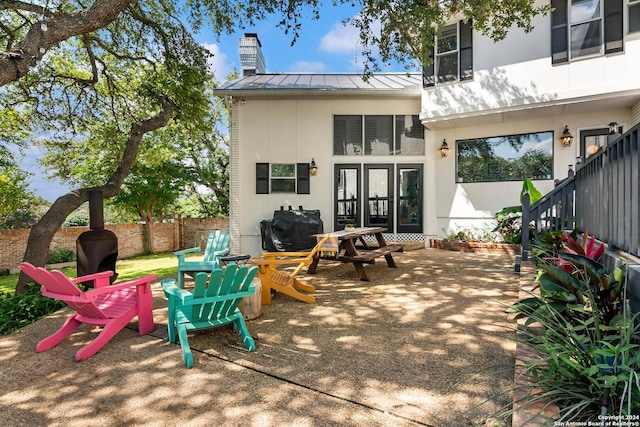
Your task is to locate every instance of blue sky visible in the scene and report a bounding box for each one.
[26,3,410,202]
[199,3,411,82]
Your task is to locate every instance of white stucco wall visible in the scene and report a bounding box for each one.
[430,108,632,238]
[422,7,640,123]
[235,96,423,256]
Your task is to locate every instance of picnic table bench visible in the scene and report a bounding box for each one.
[310,227,403,281]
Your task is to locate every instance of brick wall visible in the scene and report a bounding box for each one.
[0,217,229,273]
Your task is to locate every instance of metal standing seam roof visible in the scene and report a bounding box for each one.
[213,73,422,96]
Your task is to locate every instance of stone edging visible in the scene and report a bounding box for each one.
[430,239,521,256]
[511,260,559,426]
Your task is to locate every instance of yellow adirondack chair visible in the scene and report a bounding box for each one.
[252,235,329,304]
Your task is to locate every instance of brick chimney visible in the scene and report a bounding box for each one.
[239,33,266,76]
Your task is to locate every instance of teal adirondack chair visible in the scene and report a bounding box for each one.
[162,264,258,368]
[174,230,230,288]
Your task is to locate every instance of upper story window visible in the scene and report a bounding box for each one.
[630,0,640,32]
[552,0,624,64]
[423,20,473,87]
[333,115,424,156]
[570,0,603,57]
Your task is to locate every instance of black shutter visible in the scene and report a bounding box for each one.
[296,163,310,194]
[256,163,269,194]
[422,45,435,87]
[604,0,623,54]
[459,20,473,81]
[551,0,568,64]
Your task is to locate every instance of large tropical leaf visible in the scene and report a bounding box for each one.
[560,253,608,277]
[520,178,543,205]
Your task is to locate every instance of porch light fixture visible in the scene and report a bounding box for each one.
[560,125,573,147]
[609,121,619,134]
[440,139,449,157]
[309,158,318,176]
[586,143,600,155]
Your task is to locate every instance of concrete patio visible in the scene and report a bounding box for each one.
[0,248,521,426]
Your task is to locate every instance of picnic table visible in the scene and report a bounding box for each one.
[309,227,403,281]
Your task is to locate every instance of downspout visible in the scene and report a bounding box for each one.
[225,95,241,254]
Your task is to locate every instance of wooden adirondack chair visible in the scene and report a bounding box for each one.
[161,263,258,368]
[174,230,231,288]
[252,235,329,305]
[19,262,155,361]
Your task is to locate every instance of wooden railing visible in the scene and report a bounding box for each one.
[521,122,640,261]
[521,173,576,261]
[575,124,640,257]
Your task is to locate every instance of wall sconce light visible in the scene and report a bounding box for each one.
[560,125,573,147]
[309,158,318,176]
[608,121,619,134]
[440,139,449,157]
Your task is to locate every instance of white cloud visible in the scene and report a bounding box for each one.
[319,23,360,55]
[202,43,233,83]
[287,61,328,73]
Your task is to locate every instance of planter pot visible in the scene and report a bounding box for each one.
[430,239,521,256]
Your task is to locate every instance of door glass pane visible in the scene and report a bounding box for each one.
[337,168,359,227]
[367,169,389,226]
[399,169,420,226]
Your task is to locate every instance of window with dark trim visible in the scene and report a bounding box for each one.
[333,115,424,155]
[552,0,623,64]
[456,131,554,183]
[423,20,473,87]
[255,162,310,194]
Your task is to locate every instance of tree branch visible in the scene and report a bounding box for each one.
[0,0,134,87]
[16,94,176,293]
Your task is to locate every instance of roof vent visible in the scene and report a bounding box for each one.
[239,33,266,76]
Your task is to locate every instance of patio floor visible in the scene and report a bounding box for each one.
[0,248,521,426]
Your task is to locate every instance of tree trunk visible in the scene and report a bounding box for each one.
[142,212,155,254]
[15,97,175,293]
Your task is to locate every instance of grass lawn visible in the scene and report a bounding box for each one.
[0,252,178,295]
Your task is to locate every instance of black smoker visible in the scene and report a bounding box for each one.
[260,206,323,252]
[76,190,118,286]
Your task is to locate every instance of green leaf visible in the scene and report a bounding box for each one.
[520,178,543,204]
[537,263,582,293]
[560,253,608,277]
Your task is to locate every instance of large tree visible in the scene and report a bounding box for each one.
[1,0,549,293]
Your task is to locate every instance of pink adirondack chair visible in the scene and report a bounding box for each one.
[20,262,156,361]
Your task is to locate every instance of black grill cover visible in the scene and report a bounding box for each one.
[260,209,323,252]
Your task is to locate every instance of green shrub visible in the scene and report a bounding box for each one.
[0,284,65,336]
[47,247,76,264]
[507,234,640,421]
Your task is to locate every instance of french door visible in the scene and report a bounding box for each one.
[334,164,423,233]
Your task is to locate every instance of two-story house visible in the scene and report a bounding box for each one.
[214,0,640,257]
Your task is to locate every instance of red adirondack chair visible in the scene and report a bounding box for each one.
[20,262,156,361]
